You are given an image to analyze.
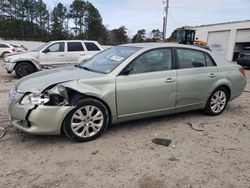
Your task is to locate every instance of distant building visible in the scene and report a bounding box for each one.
[192,20,250,61]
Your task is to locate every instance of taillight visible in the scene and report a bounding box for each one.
[12,48,16,52]
[239,67,245,77]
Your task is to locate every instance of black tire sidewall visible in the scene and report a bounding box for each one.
[63,98,109,142]
[15,62,36,78]
[205,87,229,116]
[2,52,9,58]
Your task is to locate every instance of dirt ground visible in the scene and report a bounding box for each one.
[0,61,250,188]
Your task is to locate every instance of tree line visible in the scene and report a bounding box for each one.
[0,0,162,45]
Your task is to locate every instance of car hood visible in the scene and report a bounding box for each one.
[6,51,39,62]
[16,66,104,93]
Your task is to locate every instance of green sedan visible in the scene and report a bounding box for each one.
[8,43,247,142]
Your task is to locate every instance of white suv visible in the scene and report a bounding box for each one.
[0,43,17,57]
[3,40,103,78]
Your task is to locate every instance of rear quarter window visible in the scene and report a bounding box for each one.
[205,53,216,67]
[0,44,10,48]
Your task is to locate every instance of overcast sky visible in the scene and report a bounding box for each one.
[44,0,250,37]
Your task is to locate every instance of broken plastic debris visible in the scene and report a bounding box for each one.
[0,127,7,138]
[187,122,205,131]
[152,138,172,147]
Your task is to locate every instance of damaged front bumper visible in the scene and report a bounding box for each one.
[8,91,74,135]
[2,62,15,73]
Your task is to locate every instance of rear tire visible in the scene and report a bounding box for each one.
[63,97,109,142]
[15,62,37,78]
[204,87,229,116]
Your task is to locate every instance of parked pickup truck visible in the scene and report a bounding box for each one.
[3,40,103,78]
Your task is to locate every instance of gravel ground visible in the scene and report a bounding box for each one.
[0,61,250,188]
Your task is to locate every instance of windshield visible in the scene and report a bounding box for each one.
[79,46,141,74]
[33,42,51,52]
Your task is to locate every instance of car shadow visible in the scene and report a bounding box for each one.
[107,110,203,132]
[5,110,204,144]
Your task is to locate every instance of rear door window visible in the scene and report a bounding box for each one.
[84,42,100,51]
[0,44,9,48]
[67,42,84,52]
[177,49,206,69]
[205,54,216,67]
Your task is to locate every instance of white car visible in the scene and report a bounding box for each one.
[3,40,103,78]
[11,44,28,52]
[0,43,17,57]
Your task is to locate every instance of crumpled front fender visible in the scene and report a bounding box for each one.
[49,80,117,117]
[10,54,41,70]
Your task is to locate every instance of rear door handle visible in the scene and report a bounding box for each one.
[209,73,217,78]
[58,55,64,57]
[165,78,175,83]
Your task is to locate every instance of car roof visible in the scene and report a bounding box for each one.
[50,40,98,43]
[119,42,211,52]
[0,42,11,46]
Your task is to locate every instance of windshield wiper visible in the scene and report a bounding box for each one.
[75,65,106,74]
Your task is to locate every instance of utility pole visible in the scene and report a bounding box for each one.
[162,0,169,42]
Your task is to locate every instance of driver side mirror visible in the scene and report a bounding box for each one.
[43,48,50,53]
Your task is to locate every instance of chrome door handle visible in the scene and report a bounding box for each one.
[209,73,217,78]
[165,78,175,83]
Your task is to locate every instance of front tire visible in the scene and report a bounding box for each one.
[15,62,37,78]
[2,52,10,58]
[204,87,229,116]
[63,97,109,142]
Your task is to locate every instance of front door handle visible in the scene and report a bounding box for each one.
[209,73,217,78]
[165,78,175,83]
[58,55,65,57]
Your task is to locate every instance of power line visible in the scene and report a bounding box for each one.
[168,12,182,27]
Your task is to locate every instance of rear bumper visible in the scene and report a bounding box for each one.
[230,76,247,101]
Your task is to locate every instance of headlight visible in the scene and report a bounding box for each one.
[9,87,17,104]
[20,93,50,105]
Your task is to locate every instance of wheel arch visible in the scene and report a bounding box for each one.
[217,85,231,99]
[14,60,41,71]
[2,51,10,56]
[60,88,113,135]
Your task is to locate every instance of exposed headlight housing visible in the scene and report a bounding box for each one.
[20,93,50,105]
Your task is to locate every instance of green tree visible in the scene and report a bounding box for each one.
[109,26,128,45]
[69,0,85,36]
[84,1,107,43]
[132,29,146,43]
[51,3,68,40]
[149,29,162,42]
[36,0,49,30]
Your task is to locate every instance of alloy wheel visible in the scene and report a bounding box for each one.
[70,105,104,138]
[210,91,227,114]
